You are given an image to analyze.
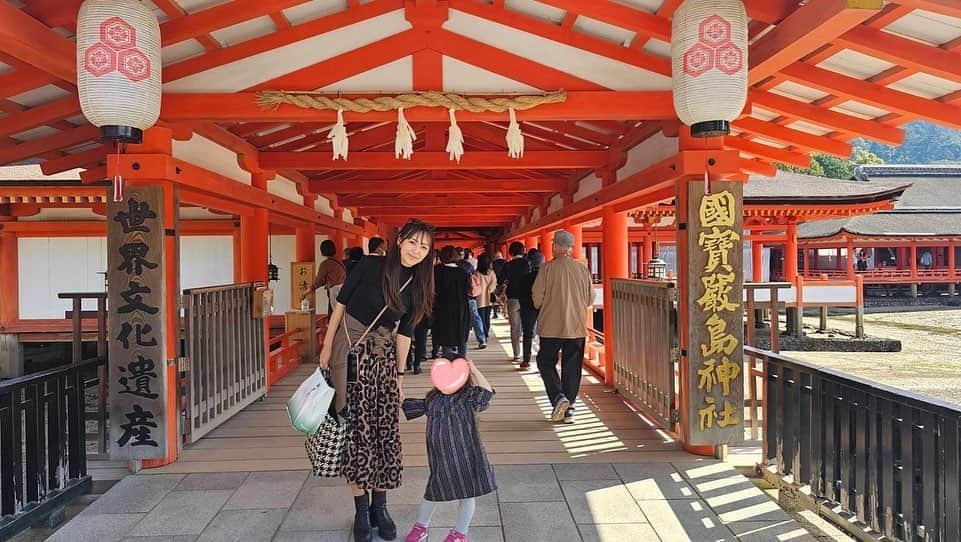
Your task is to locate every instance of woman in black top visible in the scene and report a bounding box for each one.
[319,220,435,542]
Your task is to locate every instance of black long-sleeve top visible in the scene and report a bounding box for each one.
[498,256,531,299]
[336,255,415,337]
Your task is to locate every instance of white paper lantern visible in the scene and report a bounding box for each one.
[77,0,161,144]
[672,0,748,137]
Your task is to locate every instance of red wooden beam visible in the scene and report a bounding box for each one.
[724,136,811,168]
[161,0,314,46]
[40,146,106,175]
[261,151,607,170]
[749,0,882,84]
[310,178,567,193]
[163,0,403,82]
[0,125,99,166]
[0,97,80,139]
[339,194,543,206]
[781,63,961,130]
[511,149,741,237]
[160,91,676,123]
[249,30,426,91]
[109,153,362,234]
[733,117,851,158]
[448,0,670,76]
[0,2,75,82]
[534,0,671,42]
[892,0,961,19]
[834,25,961,85]
[749,90,904,145]
[359,206,527,216]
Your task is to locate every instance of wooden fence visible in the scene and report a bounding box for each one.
[182,283,266,443]
[610,279,678,431]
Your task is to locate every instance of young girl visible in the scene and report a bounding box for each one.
[402,356,496,542]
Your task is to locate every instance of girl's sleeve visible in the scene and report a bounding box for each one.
[465,386,494,412]
[402,398,427,420]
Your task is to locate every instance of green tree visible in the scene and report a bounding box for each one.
[775,149,884,179]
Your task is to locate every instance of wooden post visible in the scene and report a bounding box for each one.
[568,223,583,260]
[680,178,745,449]
[0,231,18,328]
[855,275,865,339]
[232,222,242,282]
[751,235,763,282]
[242,172,271,392]
[819,306,828,332]
[785,221,798,282]
[846,239,856,279]
[540,231,554,261]
[295,224,314,263]
[525,235,538,251]
[601,205,628,387]
[949,243,956,279]
[803,247,810,277]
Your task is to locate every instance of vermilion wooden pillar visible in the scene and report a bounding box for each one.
[601,205,628,387]
[785,222,798,282]
[909,245,918,277]
[540,231,553,261]
[241,171,271,392]
[525,235,538,251]
[641,234,653,278]
[846,239,856,278]
[949,244,956,279]
[567,223,583,260]
[232,223,242,282]
[751,236,763,282]
[0,231,18,326]
[295,224,315,263]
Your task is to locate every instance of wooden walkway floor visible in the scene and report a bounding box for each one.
[147,319,692,474]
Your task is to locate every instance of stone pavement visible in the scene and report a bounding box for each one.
[46,460,815,541]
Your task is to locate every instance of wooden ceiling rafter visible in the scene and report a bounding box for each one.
[152,0,221,52]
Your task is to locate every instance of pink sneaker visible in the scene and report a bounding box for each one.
[405,523,429,542]
[443,529,468,542]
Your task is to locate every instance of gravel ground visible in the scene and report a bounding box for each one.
[785,308,961,405]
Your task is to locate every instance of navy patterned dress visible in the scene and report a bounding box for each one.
[402,386,497,501]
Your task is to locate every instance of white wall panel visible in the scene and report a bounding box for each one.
[270,235,297,314]
[18,237,107,319]
[180,236,234,291]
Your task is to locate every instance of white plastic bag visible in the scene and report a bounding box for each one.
[286,368,334,435]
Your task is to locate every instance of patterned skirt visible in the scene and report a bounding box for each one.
[338,316,403,490]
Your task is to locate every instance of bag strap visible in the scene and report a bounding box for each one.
[344,276,413,349]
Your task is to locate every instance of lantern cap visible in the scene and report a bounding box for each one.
[100,125,143,144]
[690,120,730,138]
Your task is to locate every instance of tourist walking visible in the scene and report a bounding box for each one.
[474,254,498,346]
[301,239,346,316]
[491,251,506,319]
[517,252,544,370]
[318,220,435,542]
[402,356,496,542]
[498,242,531,362]
[433,246,472,357]
[533,230,594,424]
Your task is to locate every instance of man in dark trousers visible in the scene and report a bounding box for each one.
[533,230,594,424]
[497,241,531,363]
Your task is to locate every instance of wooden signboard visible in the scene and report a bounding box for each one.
[686,181,745,446]
[107,187,168,460]
[291,261,315,310]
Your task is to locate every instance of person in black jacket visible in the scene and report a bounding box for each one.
[497,241,531,362]
[491,251,507,319]
[432,246,471,357]
[517,252,544,370]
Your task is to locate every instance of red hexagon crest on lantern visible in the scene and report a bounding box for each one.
[100,17,137,51]
[83,43,117,77]
[117,49,151,82]
[699,15,731,47]
[714,42,743,75]
[683,42,714,77]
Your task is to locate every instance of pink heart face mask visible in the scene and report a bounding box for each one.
[431,357,470,394]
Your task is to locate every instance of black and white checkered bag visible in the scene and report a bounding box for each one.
[305,412,347,478]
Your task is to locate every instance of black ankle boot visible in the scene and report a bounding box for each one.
[369,490,397,540]
[353,492,372,542]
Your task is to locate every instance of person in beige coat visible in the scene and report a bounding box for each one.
[532,230,595,424]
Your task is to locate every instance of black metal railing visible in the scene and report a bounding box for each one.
[749,345,960,541]
[0,356,105,538]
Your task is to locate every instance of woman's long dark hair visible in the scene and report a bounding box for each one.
[476,254,492,274]
[382,219,435,326]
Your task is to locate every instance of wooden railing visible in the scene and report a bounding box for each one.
[748,345,961,542]
[797,268,960,283]
[182,283,266,443]
[0,357,105,539]
[57,292,110,459]
[609,279,678,431]
[268,329,303,385]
